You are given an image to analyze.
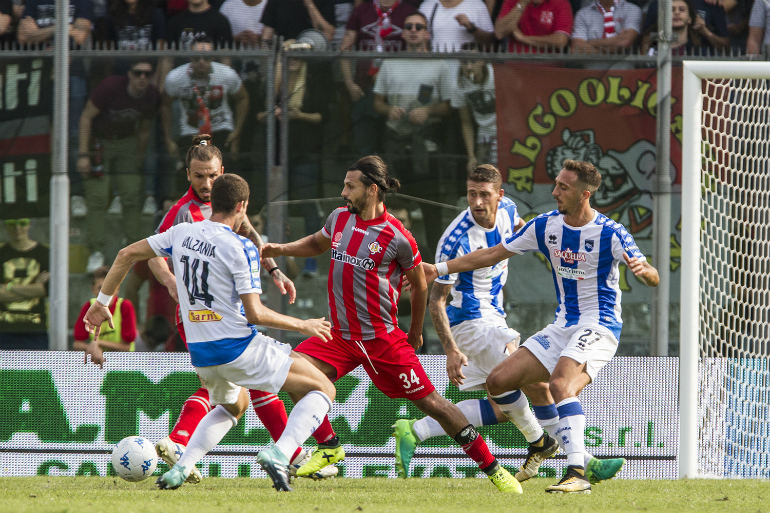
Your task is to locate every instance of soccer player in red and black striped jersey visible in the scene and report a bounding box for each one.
[148,135,338,483]
[261,155,522,492]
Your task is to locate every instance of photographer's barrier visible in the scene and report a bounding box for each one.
[0,352,678,479]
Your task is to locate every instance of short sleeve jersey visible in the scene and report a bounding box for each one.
[148,220,262,367]
[157,187,212,234]
[502,210,645,339]
[448,63,496,143]
[322,207,422,340]
[436,197,520,327]
[164,62,243,137]
[498,0,573,53]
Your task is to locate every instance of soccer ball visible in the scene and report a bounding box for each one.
[111,436,158,482]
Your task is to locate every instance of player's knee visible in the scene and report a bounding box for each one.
[487,368,508,397]
[548,378,574,403]
[318,380,336,402]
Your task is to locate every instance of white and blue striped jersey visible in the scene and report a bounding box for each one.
[502,210,645,340]
[435,197,520,327]
[147,219,262,367]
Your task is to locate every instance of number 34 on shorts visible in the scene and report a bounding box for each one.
[399,369,421,389]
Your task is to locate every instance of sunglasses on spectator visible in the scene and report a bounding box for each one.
[404,23,427,31]
[130,69,152,77]
[5,219,30,228]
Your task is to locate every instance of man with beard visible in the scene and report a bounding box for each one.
[260,155,523,493]
[422,159,660,494]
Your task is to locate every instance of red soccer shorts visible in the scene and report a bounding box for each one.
[296,328,435,400]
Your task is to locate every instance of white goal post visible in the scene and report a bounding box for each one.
[680,61,770,479]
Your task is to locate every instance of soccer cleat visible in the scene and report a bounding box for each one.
[585,457,625,484]
[514,433,560,482]
[289,448,339,480]
[295,443,345,477]
[488,465,523,494]
[392,419,418,479]
[155,437,202,484]
[257,446,293,492]
[545,466,592,494]
[156,463,190,490]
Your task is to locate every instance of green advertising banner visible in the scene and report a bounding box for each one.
[0,352,678,479]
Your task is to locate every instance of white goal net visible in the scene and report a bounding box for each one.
[681,62,770,479]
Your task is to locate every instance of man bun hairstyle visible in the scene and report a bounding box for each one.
[211,174,250,215]
[186,134,223,170]
[349,155,400,202]
[468,164,502,190]
[563,159,601,194]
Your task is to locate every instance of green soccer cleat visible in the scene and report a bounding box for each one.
[156,463,190,490]
[295,443,345,477]
[488,465,523,494]
[257,446,293,492]
[545,466,591,494]
[585,457,626,484]
[514,433,560,482]
[392,419,418,479]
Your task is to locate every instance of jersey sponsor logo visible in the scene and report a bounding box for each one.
[250,260,259,278]
[352,226,369,236]
[188,309,223,322]
[553,248,587,263]
[557,266,586,280]
[331,249,375,270]
[368,241,382,254]
[584,239,594,252]
[533,333,550,349]
[181,236,217,258]
[548,234,558,245]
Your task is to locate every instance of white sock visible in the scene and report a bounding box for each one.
[536,403,592,466]
[177,405,237,472]
[489,390,543,444]
[555,397,587,468]
[412,399,497,442]
[274,391,332,461]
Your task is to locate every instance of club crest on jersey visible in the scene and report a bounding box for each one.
[189,309,222,322]
[584,239,594,252]
[553,248,587,264]
[368,241,382,254]
[332,231,343,249]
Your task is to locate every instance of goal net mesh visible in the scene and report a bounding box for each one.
[698,77,770,478]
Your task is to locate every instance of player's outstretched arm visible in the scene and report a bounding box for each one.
[84,240,157,339]
[623,254,660,287]
[261,230,331,259]
[429,282,468,386]
[425,244,515,283]
[241,293,332,341]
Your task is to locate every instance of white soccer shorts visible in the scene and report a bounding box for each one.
[195,333,294,406]
[521,323,618,381]
[451,318,521,391]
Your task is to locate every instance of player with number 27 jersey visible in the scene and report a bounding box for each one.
[148,219,262,367]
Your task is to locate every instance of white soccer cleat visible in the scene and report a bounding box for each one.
[155,436,202,484]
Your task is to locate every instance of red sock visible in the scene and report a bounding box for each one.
[249,390,303,463]
[169,387,211,446]
[312,416,336,444]
[461,434,496,470]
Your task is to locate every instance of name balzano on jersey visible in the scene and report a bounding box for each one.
[331,248,375,271]
[181,236,217,258]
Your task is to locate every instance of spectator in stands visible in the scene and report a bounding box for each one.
[449,43,498,174]
[165,0,224,19]
[74,266,137,366]
[0,219,50,350]
[103,0,167,50]
[373,12,453,254]
[644,0,729,53]
[256,41,328,277]
[340,0,418,155]
[167,0,232,49]
[0,0,15,43]
[260,0,335,43]
[494,0,573,53]
[419,0,496,51]
[571,0,642,68]
[724,0,753,51]
[219,0,265,47]
[747,0,768,54]
[17,0,92,47]
[643,0,705,55]
[77,60,161,273]
[162,37,248,195]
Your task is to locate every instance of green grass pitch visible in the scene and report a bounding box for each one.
[1,477,768,513]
